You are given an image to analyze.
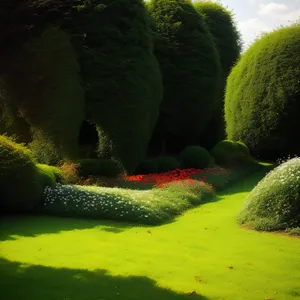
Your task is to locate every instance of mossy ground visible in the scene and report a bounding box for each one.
[1,170,300,300]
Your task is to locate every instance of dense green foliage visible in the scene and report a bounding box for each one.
[78,159,124,177]
[135,159,159,175]
[238,158,300,231]
[68,0,163,174]
[0,27,84,164]
[225,25,300,159]
[147,0,221,153]
[194,1,242,147]
[179,146,211,169]
[43,180,215,224]
[210,139,254,168]
[0,0,72,52]
[152,156,180,173]
[0,136,45,212]
[37,164,65,185]
[193,1,241,77]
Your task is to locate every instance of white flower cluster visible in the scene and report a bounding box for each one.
[43,184,154,220]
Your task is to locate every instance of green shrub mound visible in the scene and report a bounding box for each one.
[147,0,221,152]
[225,25,300,159]
[0,27,84,164]
[78,159,124,177]
[238,158,300,231]
[69,0,163,174]
[152,156,180,173]
[135,159,159,175]
[180,146,211,169]
[0,136,47,212]
[193,1,242,147]
[211,140,254,167]
[37,164,64,186]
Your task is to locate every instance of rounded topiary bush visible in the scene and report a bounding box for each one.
[147,0,221,151]
[135,159,159,175]
[69,0,163,174]
[193,1,242,147]
[211,140,254,167]
[180,146,211,169]
[78,159,124,177]
[153,156,180,173]
[238,157,300,231]
[225,25,300,159]
[0,135,45,212]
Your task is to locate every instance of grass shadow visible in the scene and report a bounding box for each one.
[0,215,133,241]
[0,258,209,300]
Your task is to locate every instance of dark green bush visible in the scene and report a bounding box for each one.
[225,25,300,159]
[69,0,163,174]
[238,157,300,231]
[0,135,45,212]
[148,0,221,151]
[180,146,211,169]
[152,156,180,173]
[78,159,124,177]
[37,164,64,185]
[0,27,84,163]
[211,140,255,168]
[135,159,159,175]
[193,1,242,147]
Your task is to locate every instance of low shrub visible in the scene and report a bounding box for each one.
[37,164,65,184]
[78,159,124,178]
[152,156,180,173]
[211,139,255,167]
[0,135,44,212]
[135,159,158,175]
[237,157,300,231]
[59,162,80,184]
[42,179,215,225]
[180,146,211,169]
[159,180,215,205]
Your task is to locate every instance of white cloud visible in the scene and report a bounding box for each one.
[258,3,288,16]
[238,18,272,50]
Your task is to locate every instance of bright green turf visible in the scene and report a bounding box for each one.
[1,170,300,300]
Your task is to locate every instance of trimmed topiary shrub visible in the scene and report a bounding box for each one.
[147,0,221,152]
[0,135,45,212]
[225,25,300,160]
[152,156,180,173]
[0,27,85,164]
[193,1,242,78]
[180,146,211,169]
[193,1,242,147]
[238,157,300,231]
[37,164,64,185]
[78,159,125,178]
[69,0,163,174]
[211,140,255,168]
[135,159,159,175]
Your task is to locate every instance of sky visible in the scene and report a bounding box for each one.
[201,0,300,50]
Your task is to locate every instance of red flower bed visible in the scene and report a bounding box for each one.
[122,168,229,188]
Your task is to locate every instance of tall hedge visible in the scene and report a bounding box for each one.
[0,27,85,164]
[194,1,242,147]
[147,0,221,154]
[0,0,72,53]
[68,0,163,174]
[225,25,300,159]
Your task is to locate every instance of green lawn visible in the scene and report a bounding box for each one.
[1,170,300,300]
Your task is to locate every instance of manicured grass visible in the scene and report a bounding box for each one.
[1,170,300,300]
